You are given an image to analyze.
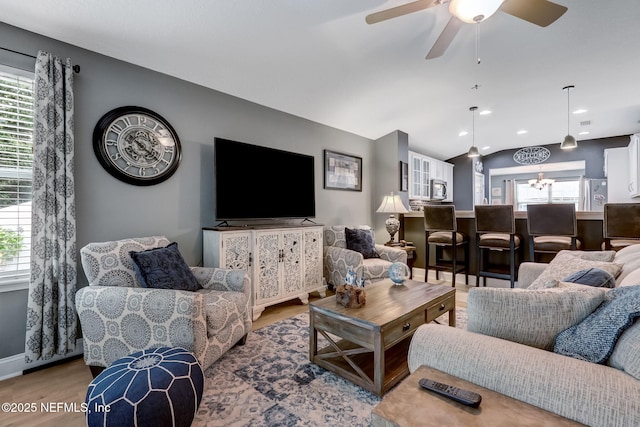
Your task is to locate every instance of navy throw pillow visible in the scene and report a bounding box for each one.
[130,242,201,291]
[563,268,616,288]
[554,285,640,363]
[345,228,380,259]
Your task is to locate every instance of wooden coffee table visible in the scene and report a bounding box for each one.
[372,365,585,426]
[309,278,455,396]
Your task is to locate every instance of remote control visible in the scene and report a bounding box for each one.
[419,378,482,407]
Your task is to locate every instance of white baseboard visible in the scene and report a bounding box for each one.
[0,338,84,381]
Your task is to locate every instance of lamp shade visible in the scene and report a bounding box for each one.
[449,0,503,23]
[467,145,480,157]
[561,134,577,150]
[376,193,409,213]
[561,85,577,150]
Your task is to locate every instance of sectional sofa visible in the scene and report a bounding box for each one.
[407,246,640,427]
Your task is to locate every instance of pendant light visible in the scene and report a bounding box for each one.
[560,85,577,150]
[467,106,480,157]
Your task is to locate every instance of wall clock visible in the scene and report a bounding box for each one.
[93,106,182,186]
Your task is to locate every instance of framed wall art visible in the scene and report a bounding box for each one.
[324,149,362,191]
[400,161,408,192]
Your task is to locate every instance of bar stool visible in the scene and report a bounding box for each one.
[475,205,521,288]
[526,203,581,262]
[603,203,640,251]
[424,205,469,287]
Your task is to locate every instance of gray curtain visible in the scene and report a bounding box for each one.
[25,51,77,362]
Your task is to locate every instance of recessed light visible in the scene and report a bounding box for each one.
[479,110,492,116]
[573,109,588,114]
[459,131,469,137]
[517,130,528,135]
[482,146,490,150]
[579,131,590,135]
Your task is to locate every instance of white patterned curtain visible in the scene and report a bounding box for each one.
[504,179,516,208]
[25,51,77,362]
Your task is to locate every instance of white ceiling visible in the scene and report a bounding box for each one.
[2,0,640,159]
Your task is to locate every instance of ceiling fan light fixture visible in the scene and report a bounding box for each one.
[449,0,504,23]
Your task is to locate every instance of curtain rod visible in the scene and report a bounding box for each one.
[0,46,80,73]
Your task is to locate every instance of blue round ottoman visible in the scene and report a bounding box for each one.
[85,347,204,427]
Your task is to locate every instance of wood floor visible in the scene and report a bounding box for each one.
[0,281,470,427]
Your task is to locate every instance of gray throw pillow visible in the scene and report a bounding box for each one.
[554,285,640,364]
[528,251,622,289]
[130,242,201,291]
[466,286,606,350]
[563,268,616,288]
[345,227,380,259]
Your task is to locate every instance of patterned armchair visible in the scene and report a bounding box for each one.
[323,225,408,288]
[75,236,251,375]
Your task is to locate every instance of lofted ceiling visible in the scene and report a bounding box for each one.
[1,0,640,159]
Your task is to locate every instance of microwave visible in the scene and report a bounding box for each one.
[430,179,447,200]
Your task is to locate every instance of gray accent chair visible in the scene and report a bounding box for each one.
[323,225,407,288]
[75,236,252,376]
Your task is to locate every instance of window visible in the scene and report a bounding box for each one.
[0,68,34,287]
[515,178,581,211]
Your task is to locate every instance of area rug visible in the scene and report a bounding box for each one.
[193,308,467,426]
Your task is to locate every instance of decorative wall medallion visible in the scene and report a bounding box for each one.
[474,160,483,173]
[513,146,551,165]
[93,106,182,185]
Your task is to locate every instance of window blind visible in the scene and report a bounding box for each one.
[0,70,34,284]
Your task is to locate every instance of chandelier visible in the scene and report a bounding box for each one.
[529,172,555,190]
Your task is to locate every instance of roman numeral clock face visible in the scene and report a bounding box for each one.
[93,106,182,185]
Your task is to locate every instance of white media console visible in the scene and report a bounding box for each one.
[202,224,326,320]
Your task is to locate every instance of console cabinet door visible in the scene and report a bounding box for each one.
[281,229,304,296]
[203,230,251,271]
[253,230,281,303]
[303,227,323,290]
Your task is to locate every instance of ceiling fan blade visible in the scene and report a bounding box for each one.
[426,16,463,59]
[366,0,439,25]
[499,0,568,27]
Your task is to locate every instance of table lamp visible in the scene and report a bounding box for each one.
[376,192,409,245]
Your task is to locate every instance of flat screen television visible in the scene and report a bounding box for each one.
[214,138,316,220]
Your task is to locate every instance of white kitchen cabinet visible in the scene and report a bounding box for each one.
[443,162,454,201]
[605,147,635,203]
[203,225,326,320]
[629,134,640,197]
[409,152,430,199]
[409,151,454,200]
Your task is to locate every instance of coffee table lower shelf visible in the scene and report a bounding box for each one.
[312,335,411,396]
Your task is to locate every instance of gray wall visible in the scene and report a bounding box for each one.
[372,131,409,243]
[448,136,631,210]
[0,22,376,360]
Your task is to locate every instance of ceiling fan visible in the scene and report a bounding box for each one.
[366,0,568,59]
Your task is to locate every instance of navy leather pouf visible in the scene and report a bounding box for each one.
[85,347,204,427]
